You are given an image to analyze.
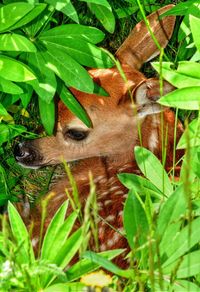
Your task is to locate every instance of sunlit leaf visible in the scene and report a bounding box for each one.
[158,87,200,110]
[0,55,36,82]
[0,33,36,52]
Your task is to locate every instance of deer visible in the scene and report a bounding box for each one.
[14,5,183,267]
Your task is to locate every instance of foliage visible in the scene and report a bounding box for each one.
[0,0,200,291]
[0,200,123,291]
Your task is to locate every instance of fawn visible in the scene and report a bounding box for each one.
[14,5,183,267]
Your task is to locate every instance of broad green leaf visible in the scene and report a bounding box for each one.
[19,83,33,108]
[124,190,149,249]
[152,62,200,88]
[58,84,92,128]
[0,76,23,94]
[180,147,199,184]
[8,4,47,32]
[158,87,200,110]
[24,5,53,37]
[160,1,198,17]
[7,202,35,264]
[81,0,115,33]
[156,186,186,240]
[93,82,109,96]
[40,24,105,44]
[0,3,34,32]
[118,173,163,199]
[115,6,138,19]
[39,37,114,68]
[38,98,55,135]
[83,251,133,278]
[172,280,200,292]
[28,52,57,103]
[66,249,124,281]
[44,283,85,292]
[0,33,36,52]
[163,250,200,278]
[0,55,36,82]
[54,228,83,268]
[43,227,83,286]
[80,0,111,6]
[162,217,200,268]
[134,146,173,196]
[45,0,79,23]
[156,186,187,260]
[190,15,200,51]
[0,103,8,116]
[41,210,79,286]
[42,43,94,93]
[41,201,69,260]
[177,118,200,149]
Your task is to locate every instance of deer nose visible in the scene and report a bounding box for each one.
[14,143,30,160]
[14,142,40,164]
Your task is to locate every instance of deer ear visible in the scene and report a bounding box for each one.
[134,79,174,117]
[116,5,175,70]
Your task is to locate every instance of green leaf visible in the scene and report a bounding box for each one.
[0,124,26,145]
[42,43,94,93]
[0,2,34,32]
[38,98,55,135]
[40,24,105,44]
[156,186,187,260]
[19,83,33,108]
[115,6,138,19]
[41,201,69,260]
[158,87,200,110]
[162,217,200,268]
[163,250,200,278]
[66,249,124,281]
[8,4,47,32]
[28,52,57,103]
[83,251,133,278]
[134,146,173,197]
[40,37,114,68]
[156,186,186,240]
[0,33,36,52]
[0,55,36,82]
[172,280,200,292]
[0,103,8,116]
[58,84,92,128]
[43,283,85,292]
[190,15,200,51]
[81,0,115,33]
[0,76,23,94]
[124,190,149,250]
[41,210,79,283]
[43,227,83,286]
[152,62,200,88]
[160,1,197,17]
[45,0,79,23]
[118,173,163,200]
[177,118,200,149]
[54,228,83,268]
[7,202,35,264]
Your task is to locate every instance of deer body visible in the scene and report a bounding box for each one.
[14,5,183,265]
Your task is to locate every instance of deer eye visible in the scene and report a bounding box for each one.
[65,129,88,141]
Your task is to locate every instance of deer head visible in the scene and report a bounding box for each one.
[14,5,180,170]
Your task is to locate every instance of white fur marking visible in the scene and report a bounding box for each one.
[149,129,158,152]
[105,215,115,222]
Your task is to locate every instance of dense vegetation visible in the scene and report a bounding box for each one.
[0,0,200,291]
